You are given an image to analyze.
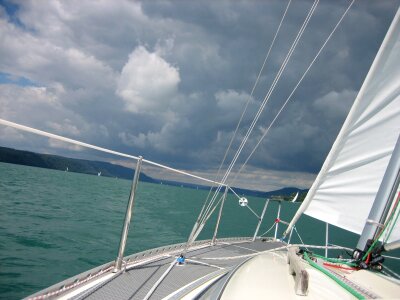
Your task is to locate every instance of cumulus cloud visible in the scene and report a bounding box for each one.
[0,0,397,190]
[116,46,180,114]
[313,89,356,120]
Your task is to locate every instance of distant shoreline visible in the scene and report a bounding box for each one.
[0,146,307,200]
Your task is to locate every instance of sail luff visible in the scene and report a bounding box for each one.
[285,8,400,239]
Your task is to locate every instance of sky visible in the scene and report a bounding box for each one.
[0,0,398,191]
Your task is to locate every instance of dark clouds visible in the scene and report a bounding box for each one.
[0,0,398,191]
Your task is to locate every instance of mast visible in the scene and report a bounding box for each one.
[355,135,400,255]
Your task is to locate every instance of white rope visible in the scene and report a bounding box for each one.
[185,258,224,270]
[228,244,260,253]
[0,118,139,160]
[230,0,355,185]
[297,244,354,251]
[186,195,225,247]
[327,243,354,252]
[142,159,226,186]
[381,264,400,280]
[193,243,353,261]
[293,226,308,251]
[194,245,288,260]
[228,186,241,200]
[143,259,176,300]
[382,255,400,261]
[260,222,276,237]
[198,0,319,231]
[203,195,223,224]
[189,1,319,249]
[246,204,260,219]
[195,0,293,225]
[208,0,318,198]
[0,118,226,186]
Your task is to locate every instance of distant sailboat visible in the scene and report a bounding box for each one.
[291,192,299,202]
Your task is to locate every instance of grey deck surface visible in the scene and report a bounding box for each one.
[74,239,285,300]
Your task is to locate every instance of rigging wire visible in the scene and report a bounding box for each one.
[0,118,225,186]
[259,222,277,237]
[191,0,293,235]
[195,0,319,233]
[229,0,356,186]
[189,0,320,246]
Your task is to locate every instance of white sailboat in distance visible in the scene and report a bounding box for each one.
[291,192,299,203]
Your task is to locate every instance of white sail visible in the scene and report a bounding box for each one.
[291,192,299,203]
[287,9,400,242]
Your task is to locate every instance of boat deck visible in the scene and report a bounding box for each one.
[56,240,284,299]
[26,238,400,300]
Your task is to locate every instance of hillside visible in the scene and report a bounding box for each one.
[0,146,308,200]
[0,146,157,183]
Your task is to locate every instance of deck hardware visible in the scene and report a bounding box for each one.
[239,197,248,206]
[288,247,309,295]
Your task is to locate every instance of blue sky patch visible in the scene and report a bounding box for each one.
[0,72,38,87]
[0,0,26,29]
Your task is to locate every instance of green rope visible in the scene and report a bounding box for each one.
[362,194,400,261]
[311,253,358,267]
[304,252,365,300]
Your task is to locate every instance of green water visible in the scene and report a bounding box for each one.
[0,162,399,299]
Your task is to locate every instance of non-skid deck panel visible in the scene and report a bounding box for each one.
[187,240,284,260]
[82,261,172,300]
[148,263,217,300]
[76,240,285,300]
[185,243,260,269]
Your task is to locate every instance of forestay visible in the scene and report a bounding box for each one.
[301,8,400,242]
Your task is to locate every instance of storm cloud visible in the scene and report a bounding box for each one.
[0,0,398,191]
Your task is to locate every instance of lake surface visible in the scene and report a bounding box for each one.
[0,162,399,299]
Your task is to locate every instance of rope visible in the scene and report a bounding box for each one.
[191,0,294,236]
[186,195,224,248]
[382,254,400,261]
[322,262,359,271]
[381,264,400,280]
[217,0,319,188]
[196,0,293,225]
[303,252,365,299]
[0,118,225,186]
[185,258,224,270]
[312,253,358,267]
[194,245,288,260]
[192,0,319,244]
[143,259,177,300]
[195,243,352,261]
[229,0,356,184]
[363,191,400,260]
[0,119,139,160]
[293,226,308,251]
[259,222,276,237]
[228,186,242,200]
